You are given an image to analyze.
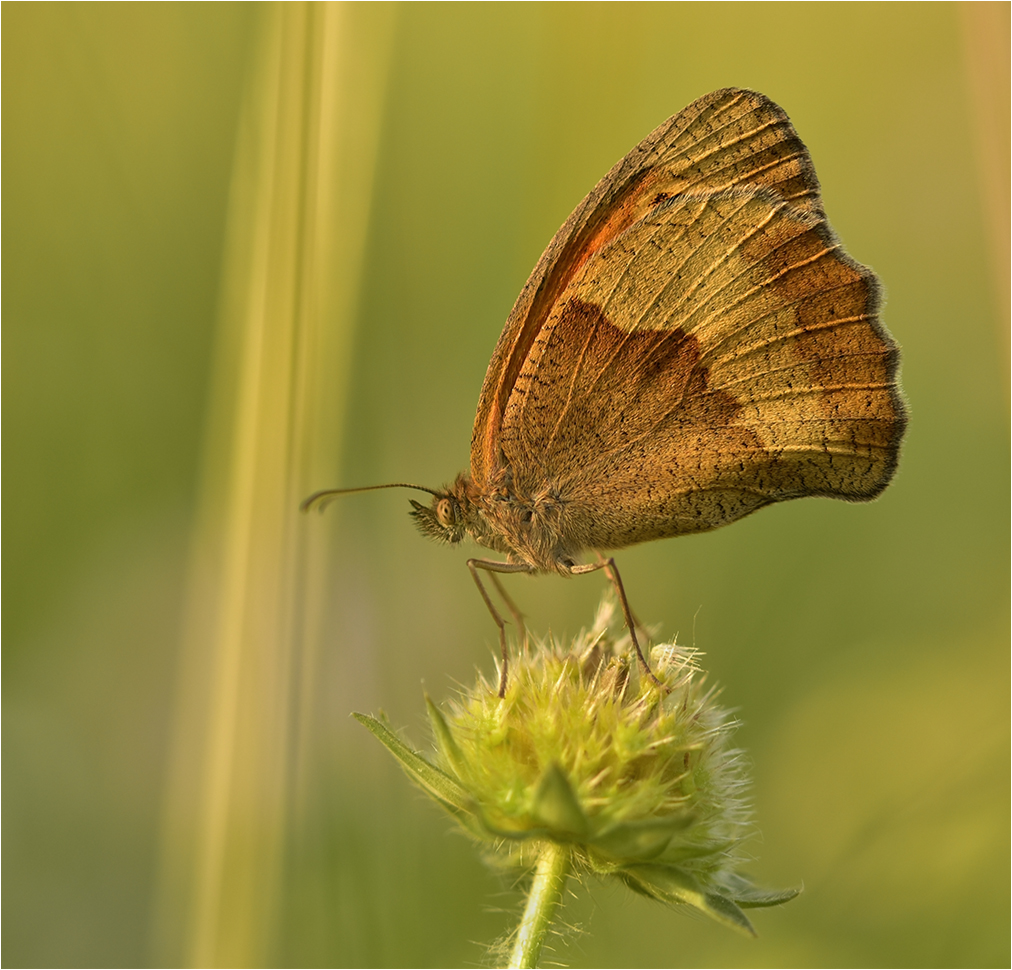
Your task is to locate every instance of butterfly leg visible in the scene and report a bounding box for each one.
[467,559,534,698]
[594,550,648,641]
[488,572,528,649]
[569,558,663,689]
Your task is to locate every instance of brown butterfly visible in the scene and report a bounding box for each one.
[303,88,906,696]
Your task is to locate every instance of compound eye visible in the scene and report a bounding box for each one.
[435,498,456,528]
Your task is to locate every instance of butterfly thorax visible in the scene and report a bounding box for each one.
[409,471,582,574]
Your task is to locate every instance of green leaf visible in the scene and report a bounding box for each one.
[590,813,694,862]
[531,764,589,838]
[719,872,803,908]
[424,695,468,779]
[473,813,551,842]
[621,864,756,936]
[352,712,475,817]
[657,837,737,865]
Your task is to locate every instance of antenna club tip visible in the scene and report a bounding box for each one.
[299,490,337,514]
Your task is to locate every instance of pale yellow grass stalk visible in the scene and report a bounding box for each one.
[152,4,394,965]
[959,3,1011,342]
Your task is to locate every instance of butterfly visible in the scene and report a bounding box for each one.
[304,88,906,695]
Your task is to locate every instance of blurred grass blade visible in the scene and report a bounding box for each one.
[153,3,394,966]
[959,2,1011,339]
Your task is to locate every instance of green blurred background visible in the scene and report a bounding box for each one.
[4,3,1008,967]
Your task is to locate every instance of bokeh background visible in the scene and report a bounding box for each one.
[4,3,1008,967]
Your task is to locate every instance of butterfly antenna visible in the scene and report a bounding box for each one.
[300,483,440,515]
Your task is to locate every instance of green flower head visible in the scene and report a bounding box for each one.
[356,595,798,938]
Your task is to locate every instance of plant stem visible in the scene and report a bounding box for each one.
[507,841,571,969]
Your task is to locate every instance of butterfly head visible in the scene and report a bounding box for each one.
[409,491,468,545]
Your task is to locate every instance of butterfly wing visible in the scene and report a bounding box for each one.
[471,87,829,484]
[471,89,904,551]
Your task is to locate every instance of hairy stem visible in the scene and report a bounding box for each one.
[507,842,571,969]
